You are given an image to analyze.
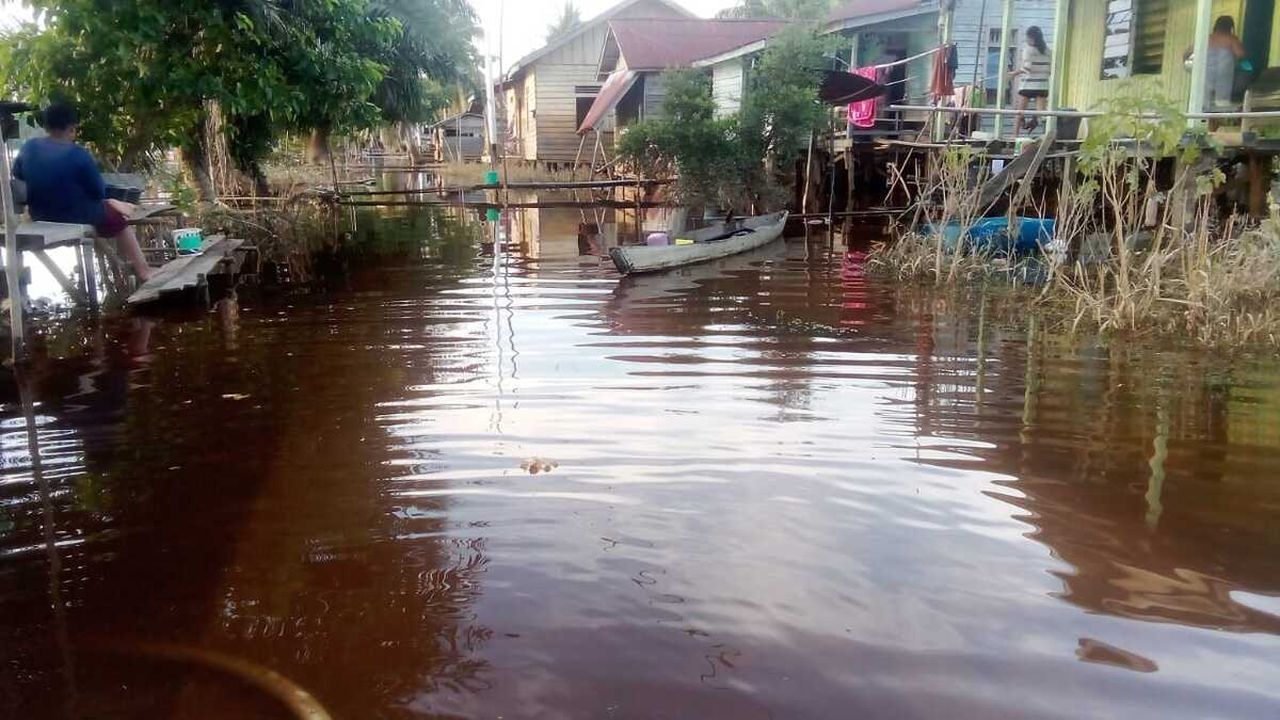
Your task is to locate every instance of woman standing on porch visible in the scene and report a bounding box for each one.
[1186,15,1246,113]
[1011,26,1051,135]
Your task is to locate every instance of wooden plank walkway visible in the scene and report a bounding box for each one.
[126,236,243,306]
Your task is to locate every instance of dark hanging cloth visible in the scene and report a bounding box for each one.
[930,43,958,100]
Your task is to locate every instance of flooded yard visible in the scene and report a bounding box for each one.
[2,207,1279,719]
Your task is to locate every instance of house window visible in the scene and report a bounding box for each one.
[576,97,596,129]
[1101,0,1168,79]
[1132,0,1169,74]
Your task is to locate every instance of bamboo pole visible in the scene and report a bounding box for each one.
[994,0,1015,138]
[933,0,956,142]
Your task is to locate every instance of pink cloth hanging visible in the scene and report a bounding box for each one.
[847,67,880,129]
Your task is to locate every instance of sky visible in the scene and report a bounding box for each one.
[0,1,738,73]
[470,0,733,70]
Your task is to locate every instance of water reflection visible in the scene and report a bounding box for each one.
[2,207,1279,719]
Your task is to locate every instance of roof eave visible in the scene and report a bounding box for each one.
[824,6,936,33]
[692,38,770,68]
[693,6,936,68]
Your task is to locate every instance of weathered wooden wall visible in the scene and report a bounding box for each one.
[950,0,1057,100]
[711,58,746,118]
[528,0,687,163]
[506,76,537,161]
[642,73,667,120]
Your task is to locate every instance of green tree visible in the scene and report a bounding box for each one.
[365,0,480,162]
[739,25,831,198]
[546,2,583,43]
[0,0,478,197]
[618,26,830,212]
[617,70,757,212]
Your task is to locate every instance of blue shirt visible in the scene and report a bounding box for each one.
[13,137,106,225]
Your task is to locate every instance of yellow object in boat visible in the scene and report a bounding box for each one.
[675,238,694,245]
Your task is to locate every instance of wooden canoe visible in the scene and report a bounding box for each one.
[609,212,788,275]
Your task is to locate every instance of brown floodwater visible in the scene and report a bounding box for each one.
[2,206,1279,719]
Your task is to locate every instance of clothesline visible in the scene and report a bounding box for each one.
[868,46,942,71]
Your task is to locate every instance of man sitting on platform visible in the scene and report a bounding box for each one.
[13,102,152,281]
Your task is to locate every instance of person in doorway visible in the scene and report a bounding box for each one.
[13,102,152,281]
[1011,26,1051,135]
[1186,16,1246,114]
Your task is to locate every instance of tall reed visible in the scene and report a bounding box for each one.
[869,81,1280,349]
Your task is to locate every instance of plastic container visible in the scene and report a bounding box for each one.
[173,227,204,255]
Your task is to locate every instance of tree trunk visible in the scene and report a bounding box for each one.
[400,122,424,166]
[307,127,332,164]
[180,139,216,203]
[230,154,272,197]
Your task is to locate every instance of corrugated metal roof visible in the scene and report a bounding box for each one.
[608,19,787,71]
[577,70,640,134]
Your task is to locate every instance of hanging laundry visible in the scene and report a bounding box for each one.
[930,43,957,100]
[847,66,880,129]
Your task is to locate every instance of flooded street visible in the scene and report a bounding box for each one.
[3,207,1279,719]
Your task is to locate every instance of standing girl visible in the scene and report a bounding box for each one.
[1012,26,1051,134]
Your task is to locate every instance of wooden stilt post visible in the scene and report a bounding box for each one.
[80,238,98,311]
[844,148,855,245]
[572,134,587,181]
[1248,151,1266,217]
[635,176,643,244]
[1,130,25,360]
[801,132,815,214]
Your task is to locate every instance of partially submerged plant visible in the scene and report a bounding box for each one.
[870,80,1280,349]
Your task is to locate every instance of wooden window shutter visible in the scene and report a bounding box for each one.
[1133,0,1169,74]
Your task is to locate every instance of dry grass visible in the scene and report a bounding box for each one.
[195,198,341,283]
[869,146,1039,286]
[869,143,1280,350]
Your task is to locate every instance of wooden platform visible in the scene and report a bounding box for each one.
[13,221,94,250]
[126,236,244,306]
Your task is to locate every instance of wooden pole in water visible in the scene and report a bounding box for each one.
[635,176,643,244]
[801,131,815,215]
[844,148,855,245]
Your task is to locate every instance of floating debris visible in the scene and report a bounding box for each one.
[519,457,559,475]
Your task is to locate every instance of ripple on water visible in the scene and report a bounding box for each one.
[1,237,1279,719]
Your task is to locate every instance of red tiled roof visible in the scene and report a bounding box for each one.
[608,19,787,71]
[828,0,928,24]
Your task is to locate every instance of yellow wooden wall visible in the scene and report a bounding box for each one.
[1272,1,1280,66]
[1062,0,1247,111]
